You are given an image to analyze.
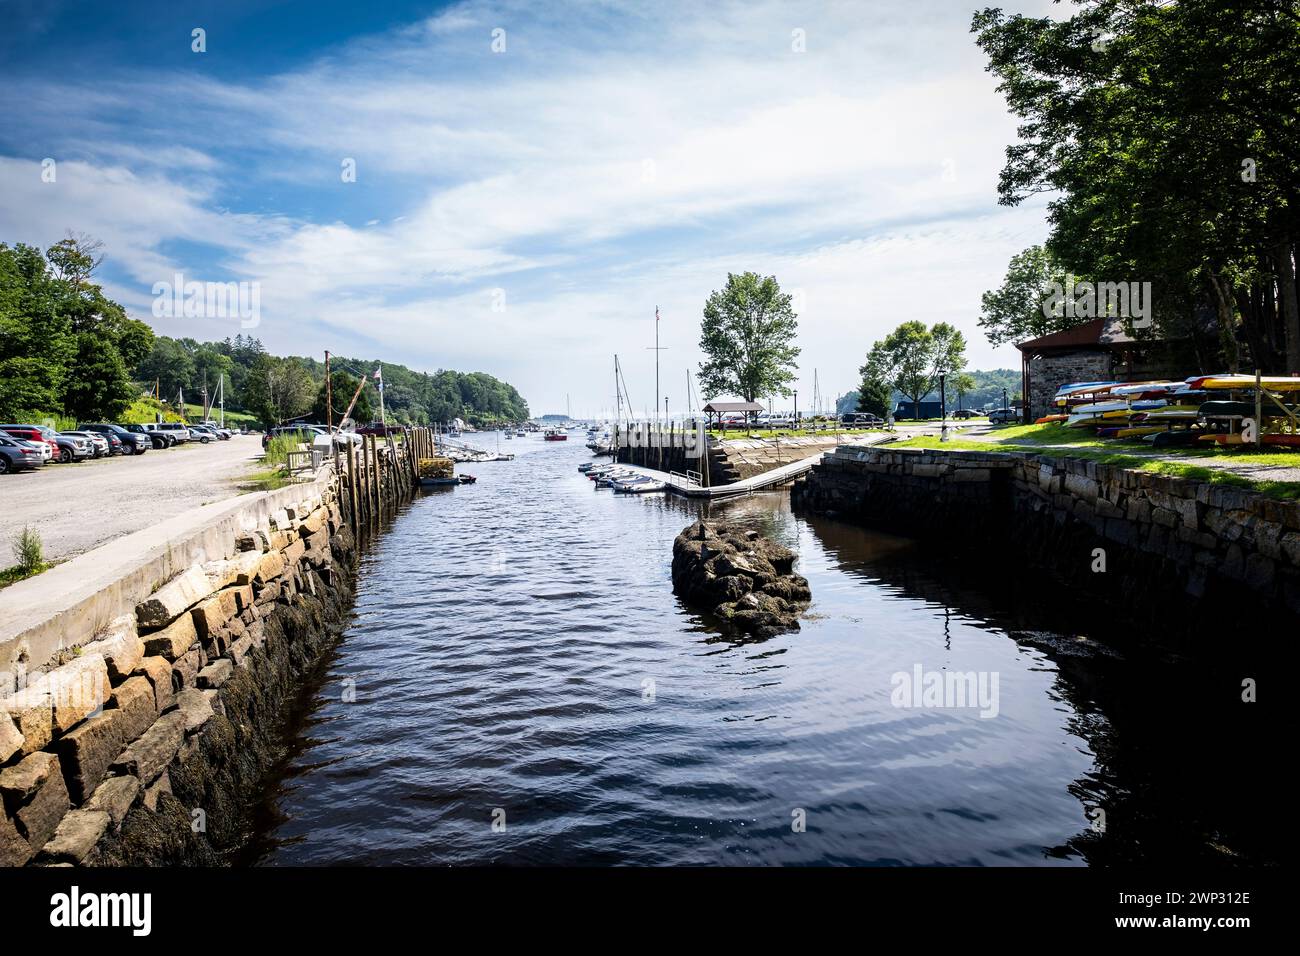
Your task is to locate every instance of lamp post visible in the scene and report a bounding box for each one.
[1002,387,1008,411]
[793,390,798,433]
[939,371,948,442]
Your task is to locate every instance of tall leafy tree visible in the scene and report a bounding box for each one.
[697,272,800,401]
[862,320,966,416]
[245,355,315,427]
[979,245,1075,347]
[972,0,1300,371]
[863,322,933,416]
[0,243,74,417]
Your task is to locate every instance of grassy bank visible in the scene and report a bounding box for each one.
[892,425,1300,499]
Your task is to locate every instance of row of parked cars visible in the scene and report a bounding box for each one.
[0,421,238,474]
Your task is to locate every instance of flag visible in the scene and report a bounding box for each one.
[655,306,660,322]
[373,367,382,379]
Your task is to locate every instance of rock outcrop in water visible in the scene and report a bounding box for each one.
[671,520,811,637]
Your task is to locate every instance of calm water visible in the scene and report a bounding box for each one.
[248,434,1277,866]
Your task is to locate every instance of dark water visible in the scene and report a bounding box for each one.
[248,434,1278,866]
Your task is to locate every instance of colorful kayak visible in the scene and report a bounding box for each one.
[1035,414,1069,424]
[1263,434,1300,447]
[1114,426,1167,438]
[1198,433,1247,445]
[1187,374,1300,391]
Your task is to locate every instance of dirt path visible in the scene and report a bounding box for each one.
[0,435,264,564]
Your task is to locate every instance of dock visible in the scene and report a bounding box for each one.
[615,435,896,498]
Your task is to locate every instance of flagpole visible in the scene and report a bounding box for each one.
[654,307,660,429]
[376,364,386,429]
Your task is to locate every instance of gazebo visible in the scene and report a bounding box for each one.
[702,400,765,430]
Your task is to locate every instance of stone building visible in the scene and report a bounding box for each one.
[1016,316,1189,421]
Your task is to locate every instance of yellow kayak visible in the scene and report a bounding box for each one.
[1190,375,1300,391]
[1114,426,1166,438]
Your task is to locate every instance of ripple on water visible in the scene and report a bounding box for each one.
[247,436,1275,867]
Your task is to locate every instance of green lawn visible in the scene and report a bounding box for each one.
[891,425,1300,499]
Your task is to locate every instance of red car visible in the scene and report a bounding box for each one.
[0,424,58,459]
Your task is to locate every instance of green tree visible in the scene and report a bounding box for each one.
[951,372,977,411]
[313,370,372,425]
[0,243,74,418]
[245,356,315,427]
[972,1,1300,371]
[979,245,1075,347]
[697,272,800,401]
[137,337,196,400]
[63,331,136,421]
[862,321,936,417]
[855,379,893,417]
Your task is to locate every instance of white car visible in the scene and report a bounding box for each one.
[145,422,192,443]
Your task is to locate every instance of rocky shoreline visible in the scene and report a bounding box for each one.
[671,520,811,638]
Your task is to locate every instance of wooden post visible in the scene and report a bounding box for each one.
[346,438,358,525]
[371,434,383,514]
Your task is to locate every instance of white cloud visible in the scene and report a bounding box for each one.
[0,0,1061,412]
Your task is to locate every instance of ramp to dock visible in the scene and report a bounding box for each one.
[618,435,896,499]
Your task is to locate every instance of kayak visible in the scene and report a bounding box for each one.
[1199,400,1258,418]
[1114,426,1167,438]
[1263,434,1300,447]
[1147,430,1201,448]
[1198,433,1247,445]
[1035,414,1068,424]
[1187,374,1300,391]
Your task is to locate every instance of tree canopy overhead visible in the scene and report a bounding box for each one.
[972,0,1300,371]
[697,272,801,402]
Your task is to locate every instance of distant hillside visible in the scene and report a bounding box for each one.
[135,334,529,427]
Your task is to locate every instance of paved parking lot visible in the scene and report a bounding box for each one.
[0,435,264,563]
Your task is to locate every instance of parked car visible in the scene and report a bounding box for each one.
[123,423,171,449]
[952,409,979,420]
[988,408,1019,424]
[79,423,149,455]
[0,434,45,473]
[200,420,233,439]
[144,422,192,443]
[60,430,108,458]
[0,424,57,460]
[52,432,93,463]
[840,412,882,426]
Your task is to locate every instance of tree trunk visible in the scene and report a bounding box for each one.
[1207,272,1241,373]
[1275,242,1300,374]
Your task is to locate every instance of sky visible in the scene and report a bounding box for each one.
[0,0,1057,417]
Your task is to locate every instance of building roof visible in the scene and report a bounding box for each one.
[702,401,765,413]
[1017,316,1144,352]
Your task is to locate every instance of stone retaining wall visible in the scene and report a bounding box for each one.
[1,485,356,866]
[791,445,1300,626]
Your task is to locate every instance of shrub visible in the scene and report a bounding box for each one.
[12,526,44,575]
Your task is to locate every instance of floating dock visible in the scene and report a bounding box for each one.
[616,435,896,499]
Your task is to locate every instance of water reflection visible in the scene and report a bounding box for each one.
[244,440,1276,867]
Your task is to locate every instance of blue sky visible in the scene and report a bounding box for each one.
[0,0,1055,416]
